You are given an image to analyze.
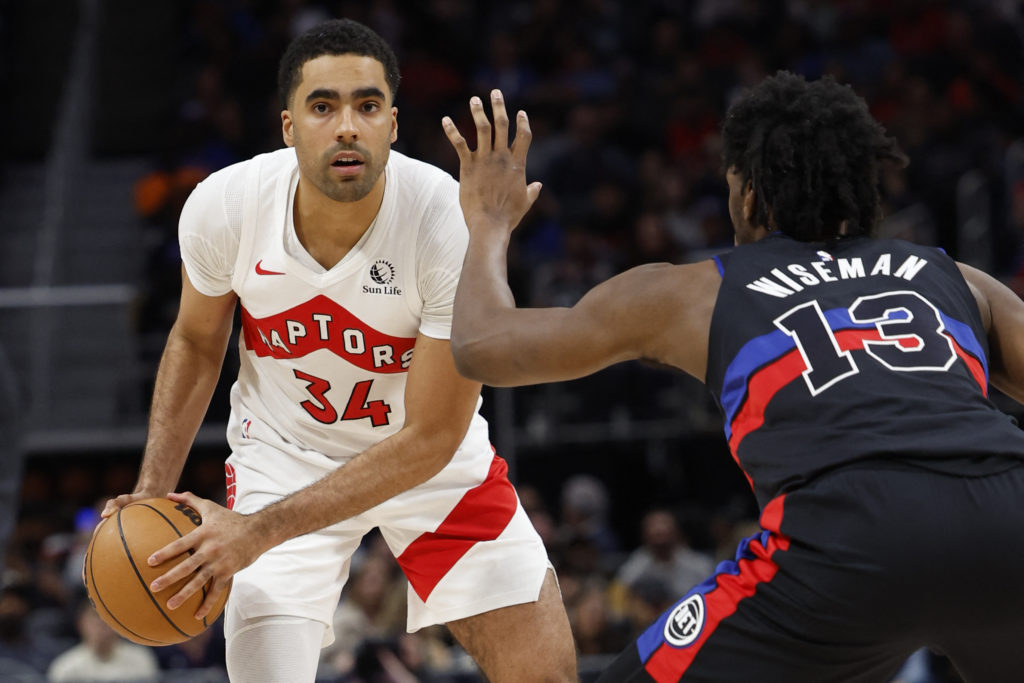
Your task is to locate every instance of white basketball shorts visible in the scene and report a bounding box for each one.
[221,423,550,647]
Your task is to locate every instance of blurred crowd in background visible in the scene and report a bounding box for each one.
[3,0,1024,681]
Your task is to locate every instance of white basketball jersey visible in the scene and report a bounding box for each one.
[178,147,491,465]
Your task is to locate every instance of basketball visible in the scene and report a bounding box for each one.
[83,497,231,646]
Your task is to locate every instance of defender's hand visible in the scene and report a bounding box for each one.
[442,89,541,234]
[147,491,257,620]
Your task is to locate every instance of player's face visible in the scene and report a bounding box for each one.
[282,54,398,204]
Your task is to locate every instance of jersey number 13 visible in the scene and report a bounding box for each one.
[773,290,957,395]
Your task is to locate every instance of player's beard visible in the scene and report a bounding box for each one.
[314,142,388,203]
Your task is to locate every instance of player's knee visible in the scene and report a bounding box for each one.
[226,615,324,683]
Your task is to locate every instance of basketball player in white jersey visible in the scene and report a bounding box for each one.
[97,19,577,683]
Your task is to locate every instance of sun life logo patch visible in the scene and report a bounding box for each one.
[370,259,395,285]
[664,594,705,648]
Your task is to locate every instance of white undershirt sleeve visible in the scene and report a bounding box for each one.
[178,162,245,297]
[415,178,469,340]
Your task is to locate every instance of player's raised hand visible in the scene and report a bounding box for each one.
[442,89,541,234]
[146,491,259,620]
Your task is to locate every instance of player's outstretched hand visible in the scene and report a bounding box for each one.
[146,491,260,620]
[442,89,541,235]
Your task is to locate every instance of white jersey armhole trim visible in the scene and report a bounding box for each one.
[231,157,264,292]
[409,176,447,322]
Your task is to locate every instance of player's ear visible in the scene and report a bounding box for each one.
[743,180,756,222]
[390,107,398,143]
[282,110,295,147]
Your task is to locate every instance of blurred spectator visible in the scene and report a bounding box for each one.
[613,508,714,600]
[516,484,558,551]
[319,536,411,679]
[565,579,631,657]
[619,574,675,641]
[61,507,100,599]
[153,619,227,676]
[46,599,159,682]
[0,580,52,676]
[556,475,621,562]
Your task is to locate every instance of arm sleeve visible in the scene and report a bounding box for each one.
[177,163,244,297]
[416,177,469,340]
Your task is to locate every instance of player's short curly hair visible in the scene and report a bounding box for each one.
[277,18,401,109]
[721,71,908,241]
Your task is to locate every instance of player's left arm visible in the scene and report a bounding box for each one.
[957,262,1024,404]
[147,332,482,618]
[442,90,716,386]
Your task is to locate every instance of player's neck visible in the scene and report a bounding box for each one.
[292,176,386,270]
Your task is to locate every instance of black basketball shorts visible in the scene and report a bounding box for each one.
[597,461,1024,682]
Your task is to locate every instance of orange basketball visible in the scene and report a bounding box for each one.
[84,497,230,645]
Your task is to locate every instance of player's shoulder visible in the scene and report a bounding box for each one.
[387,149,458,202]
[601,260,720,305]
[626,259,719,283]
[191,148,297,201]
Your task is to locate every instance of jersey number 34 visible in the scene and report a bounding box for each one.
[293,371,391,426]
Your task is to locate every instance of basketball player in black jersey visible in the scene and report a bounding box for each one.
[443,73,1024,682]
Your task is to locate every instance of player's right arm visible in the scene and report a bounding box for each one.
[101,166,242,518]
[101,269,237,517]
[958,263,1024,404]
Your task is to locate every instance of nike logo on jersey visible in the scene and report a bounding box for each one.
[255,260,285,275]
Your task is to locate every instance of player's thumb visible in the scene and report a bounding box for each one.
[526,181,543,207]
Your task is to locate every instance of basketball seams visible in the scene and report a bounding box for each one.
[116,506,194,640]
[86,517,172,646]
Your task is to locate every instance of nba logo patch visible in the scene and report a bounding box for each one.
[664,594,705,647]
[817,250,834,262]
[241,418,252,439]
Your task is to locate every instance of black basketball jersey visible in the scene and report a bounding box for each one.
[706,233,1024,507]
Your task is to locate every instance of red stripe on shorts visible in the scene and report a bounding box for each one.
[644,495,790,682]
[225,462,237,511]
[396,454,517,602]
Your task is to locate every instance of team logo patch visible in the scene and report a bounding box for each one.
[664,594,705,648]
[370,259,395,285]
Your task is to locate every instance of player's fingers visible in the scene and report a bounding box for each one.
[147,532,196,569]
[442,117,470,161]
[526,181,544,208]
[490,90,509,151]
[100,493,134,518]
[510,110,533,166]
[167,490,210,517]
[469,96,491,152]
[193,576,229,620]
[164,567,209,611]
[148,548,201,595]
